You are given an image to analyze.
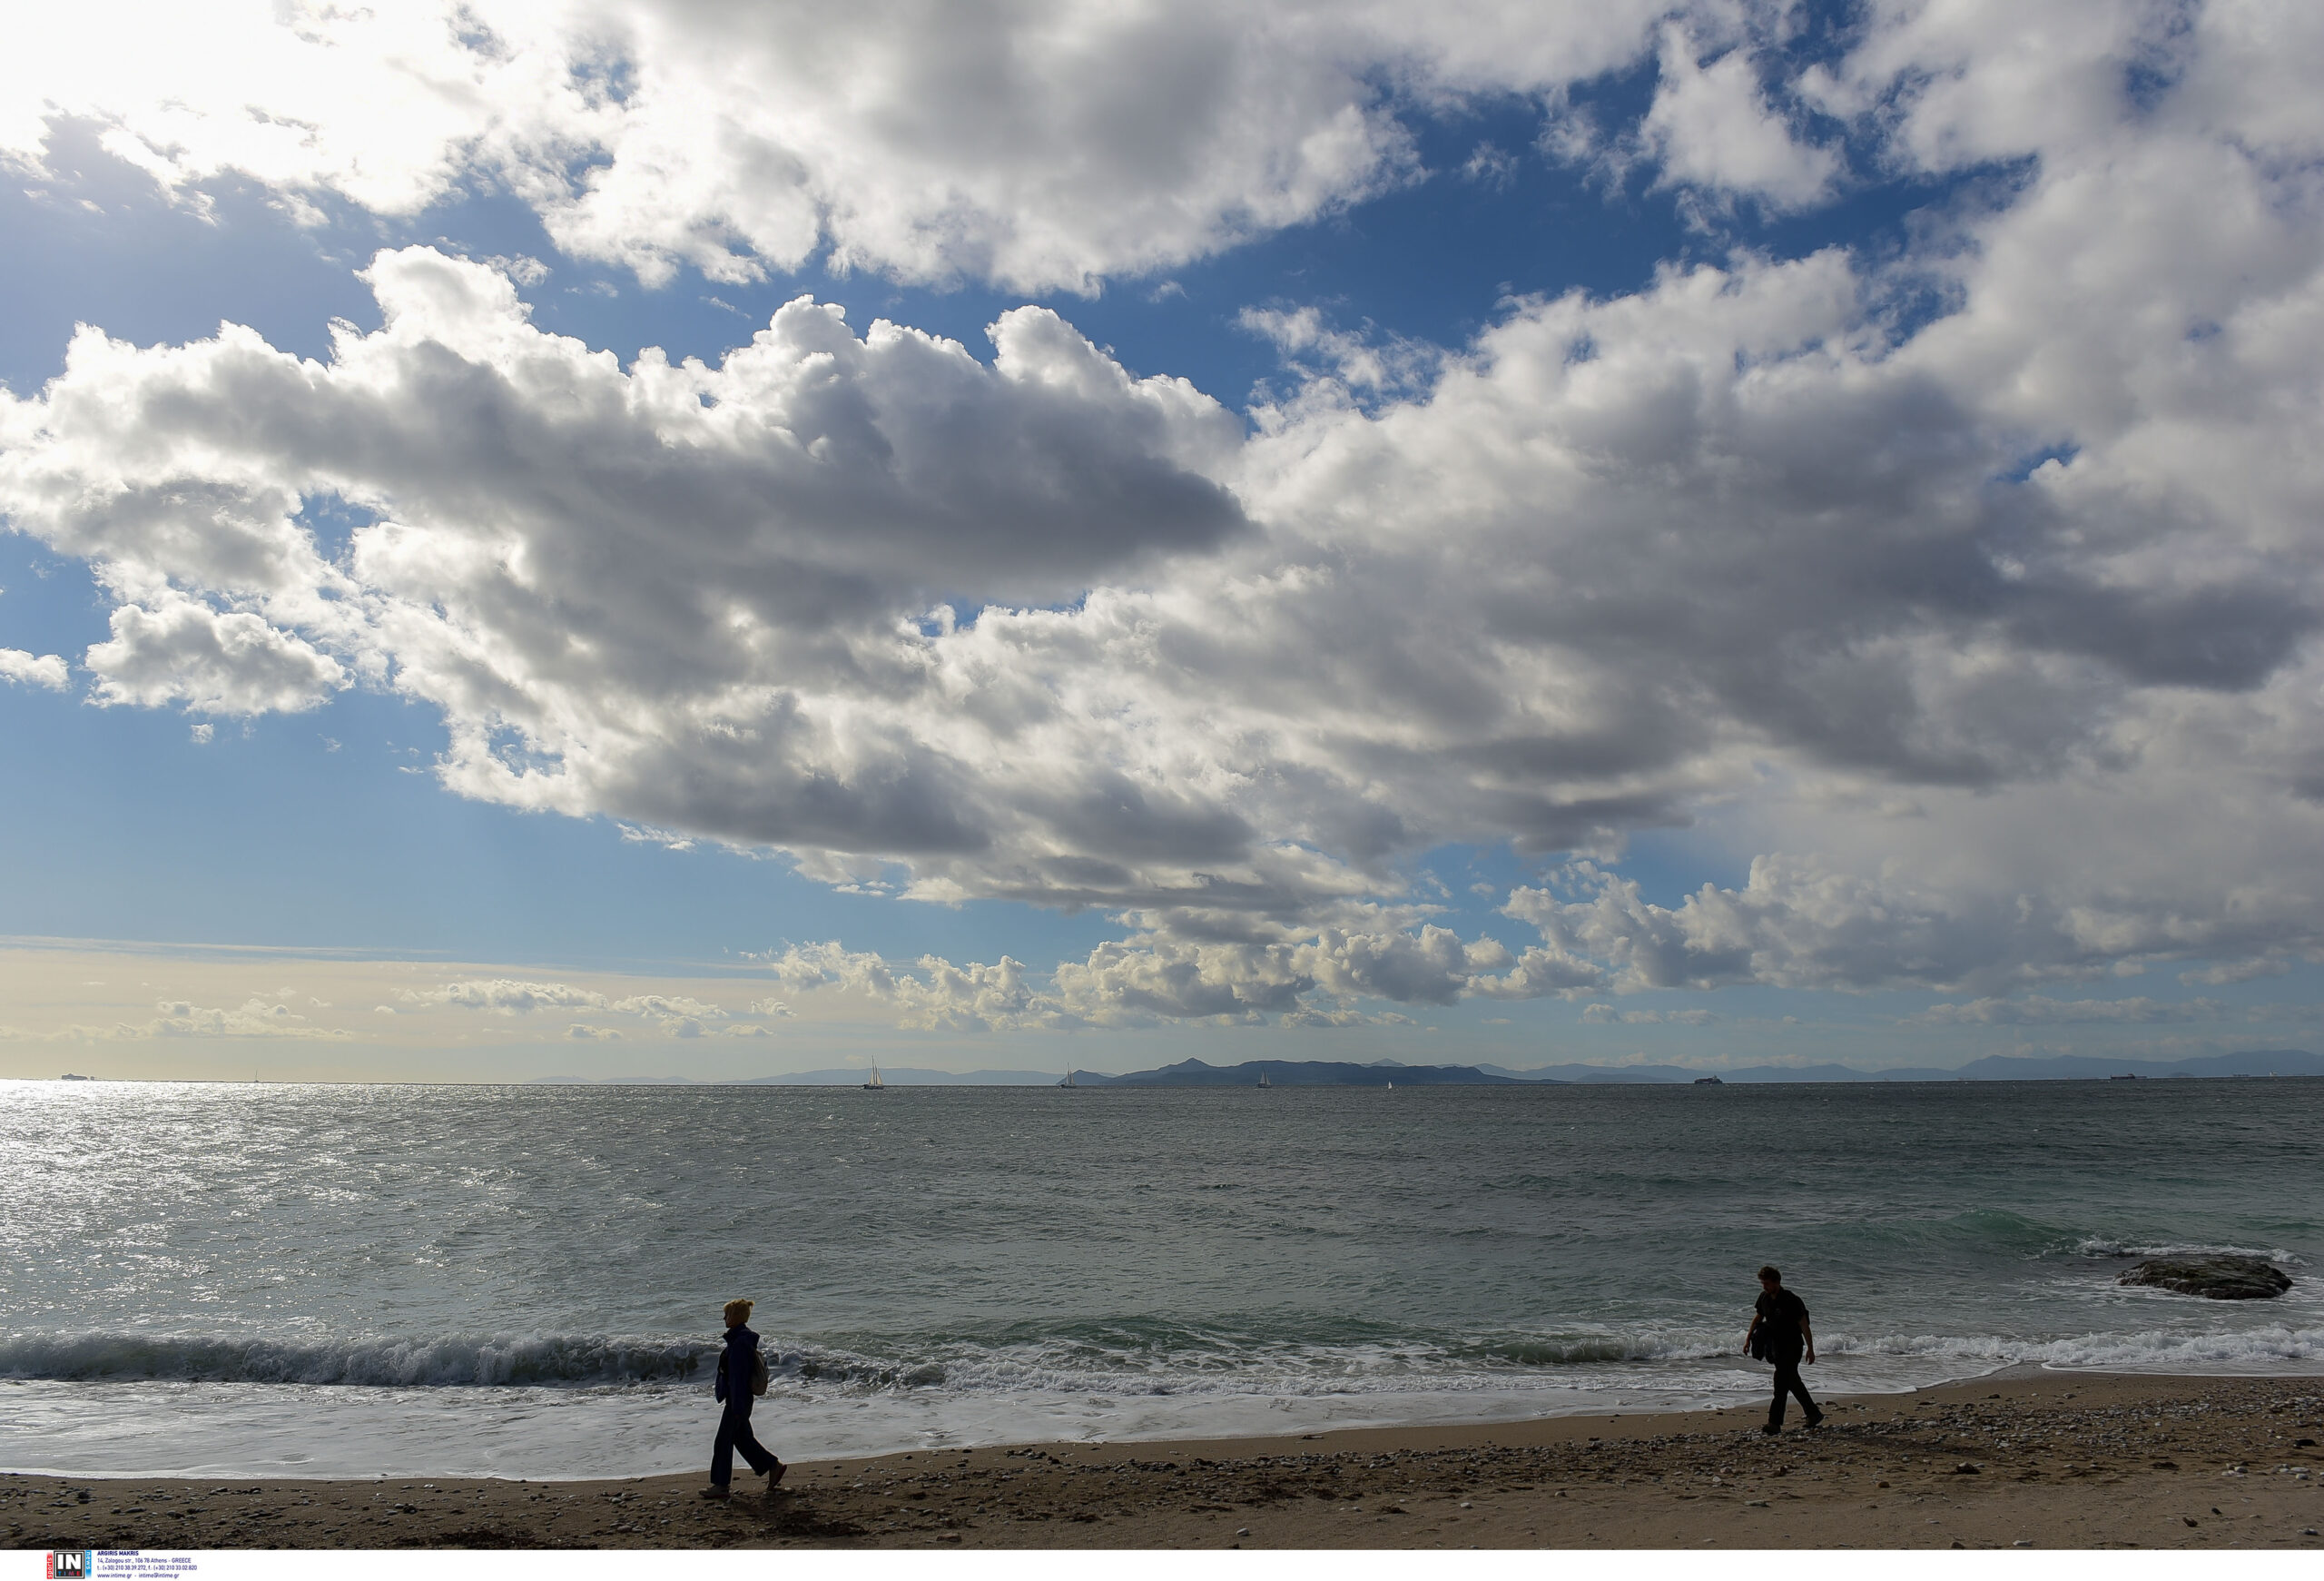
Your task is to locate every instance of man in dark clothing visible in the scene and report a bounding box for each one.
[702,1298,786,1497]
[1745,1265,1822,1434]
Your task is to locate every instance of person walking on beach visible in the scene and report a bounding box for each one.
[1745,1265,1822,1435]
[702,1298,786,1497]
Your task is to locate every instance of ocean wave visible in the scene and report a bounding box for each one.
[7,1319,2317,1396]
[1826,1325,2324,1370]
[0,1331,714,1388]
[1787,1211,2311,1270]
[2066,1237,2307,1266]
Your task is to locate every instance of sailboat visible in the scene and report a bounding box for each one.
[1058,1064,1078,1088]
[862,1058,885,1091]
[1256,1066,1271,1088]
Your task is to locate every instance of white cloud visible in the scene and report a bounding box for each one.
[5,3,2324,1023]
[90,996,352,1039]
[85,594,345,715]
[1238,305,1441,397]
[2180,957,2293,987]
[608,993,726,1021]
[0,647,67,690]
[1640,25,1838,211]
[1578,1003,1720,1026]
[402,979,609,1014]
[763,941,1042,1031]
[0,0,1672,294]
[1911,994,2234,1026]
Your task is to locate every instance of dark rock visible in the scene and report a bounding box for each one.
[2117,1255,2292,1299]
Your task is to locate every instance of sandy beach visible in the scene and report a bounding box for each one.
[7,1372,2319,1551]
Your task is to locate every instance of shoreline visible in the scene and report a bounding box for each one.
[14,1359,2324,1487]
[10,1371,2321,1549]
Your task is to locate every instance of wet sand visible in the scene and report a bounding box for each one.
[7,1373,2321,1550]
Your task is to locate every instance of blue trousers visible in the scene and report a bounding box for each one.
[712,1401,779,1486]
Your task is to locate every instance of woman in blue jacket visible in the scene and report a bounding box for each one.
[702,1298,786,1497]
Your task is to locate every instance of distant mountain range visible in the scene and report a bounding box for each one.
[1475,1048,2324,1083]
[1061,1049,2321,1086]
[1074,1058,1511,1087]
[536,1047,2322,1087]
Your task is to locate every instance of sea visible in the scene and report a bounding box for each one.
[4,1077,2319,1479]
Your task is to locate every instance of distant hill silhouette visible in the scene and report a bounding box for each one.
[540,1047,2319,1088]
[1479,1048,2322,1083]
[1080,1057,1518,1087]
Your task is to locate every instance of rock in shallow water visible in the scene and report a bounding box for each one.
[2118,1255,2292,1299]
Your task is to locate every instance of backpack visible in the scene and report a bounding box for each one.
[750,1349,770,1397]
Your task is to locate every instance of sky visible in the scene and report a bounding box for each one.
[5,0,2324,1082]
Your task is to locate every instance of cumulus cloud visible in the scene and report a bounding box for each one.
[1910,994,2234,1026]
[1640,25,1838,211]
[1580,1003,1719,1025]
[6,3,2324,1023]
[763,941,1042,1031]
[0,647,67,690]
[0,0,1677,294]
[403,980,754,1034]
[763,924,1568,1029]
[608,993,726,1021]
[84,594,345,714]
[2180,957,2293,987]
[85,996,353,1039]
[402,980,608,1014]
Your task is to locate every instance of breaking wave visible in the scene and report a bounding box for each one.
[0,1332,714,1388]
[5,1318,2317,1396]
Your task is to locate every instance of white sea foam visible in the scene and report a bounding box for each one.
[4,1320,2320,1477]
[2068,1238,2308,1266]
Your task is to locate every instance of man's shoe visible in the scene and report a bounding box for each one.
[1759,1425,1781,1436]
[765,1462,788,1488]
[699,1485,730,1499]
[1804,1411,1826,1428]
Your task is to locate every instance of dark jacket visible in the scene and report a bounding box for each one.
[1754,1289,1809,1364]
[714,1323,759,1408]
